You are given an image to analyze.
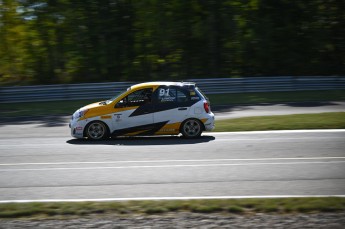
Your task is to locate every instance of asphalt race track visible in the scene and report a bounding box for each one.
[0,122,344,202]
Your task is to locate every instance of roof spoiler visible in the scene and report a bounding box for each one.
[181,81,196,87]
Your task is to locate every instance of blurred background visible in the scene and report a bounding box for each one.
[0,0,344,86]
[0,0,344,119]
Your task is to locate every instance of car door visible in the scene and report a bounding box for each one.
[152,85,191,133]
[112,87,154,136]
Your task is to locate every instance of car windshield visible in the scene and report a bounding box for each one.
[105,89,127,104]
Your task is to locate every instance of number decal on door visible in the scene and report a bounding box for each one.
[159,88,170,97]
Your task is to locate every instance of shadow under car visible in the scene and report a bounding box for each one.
[66,135,215,146]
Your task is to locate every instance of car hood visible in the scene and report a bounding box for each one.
[81,101,103,110]
[81,101,113,119]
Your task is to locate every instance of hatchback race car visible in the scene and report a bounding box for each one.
[70,82,215,140]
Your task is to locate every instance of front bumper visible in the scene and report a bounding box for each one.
[69,118,85,139]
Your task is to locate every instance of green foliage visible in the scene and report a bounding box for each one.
[0,0,344,85]
[215,112,345,132]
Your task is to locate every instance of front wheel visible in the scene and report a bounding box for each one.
[86,121,109,140]
[181,119,203,138]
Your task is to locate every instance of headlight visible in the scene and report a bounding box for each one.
[78,109,89,118]
[73,109,89,120]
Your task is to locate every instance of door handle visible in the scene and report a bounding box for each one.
[178,107,187,110]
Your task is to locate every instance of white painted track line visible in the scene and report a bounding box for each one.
[1,195,345,204]
[1,156,344,166]
[1,161,345,172]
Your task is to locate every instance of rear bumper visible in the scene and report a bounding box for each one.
[204,112,215,131]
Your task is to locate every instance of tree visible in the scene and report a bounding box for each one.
[0,0,344,85]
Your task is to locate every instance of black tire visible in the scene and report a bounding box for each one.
[180,119,203,138]
[85,121,109,140]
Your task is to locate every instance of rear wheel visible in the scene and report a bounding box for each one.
[181,119,203,138]
[86,121,109,140]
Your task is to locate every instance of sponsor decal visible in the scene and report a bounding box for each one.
[115,114,122,122]
[160,128,176,132]
[101,115,111,119]
[161,97,175,102]
[76,126,83,130]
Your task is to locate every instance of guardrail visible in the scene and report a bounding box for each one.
[0,76,344,103]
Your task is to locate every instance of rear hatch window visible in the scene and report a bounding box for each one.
[195,87,209,104]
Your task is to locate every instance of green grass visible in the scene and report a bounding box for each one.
[0,90,344,118]
[0,197,344,219]
[215,112,345,132]
[207,90,345,106]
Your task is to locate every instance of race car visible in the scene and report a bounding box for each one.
[70,81,215,140]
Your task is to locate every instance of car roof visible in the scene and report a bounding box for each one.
[130,81,196,90]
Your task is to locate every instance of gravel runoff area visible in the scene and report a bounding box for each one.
[0,212,344,228]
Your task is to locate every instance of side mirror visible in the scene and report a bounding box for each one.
[115,100,126,108]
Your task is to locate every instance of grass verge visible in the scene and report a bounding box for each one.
[215,112,345,132]
[1,90,344,117]
[207,90,345,106]
[0,198,344,219]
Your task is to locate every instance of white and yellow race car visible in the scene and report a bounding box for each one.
[70,82,215,140]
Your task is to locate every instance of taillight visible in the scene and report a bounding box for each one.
[203,102,210,113]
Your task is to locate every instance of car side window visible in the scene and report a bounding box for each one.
[176,88,190,103]
[116,88,152,108]
[157,86,177,103]
[188,88,202,102]
[155,86,193,105]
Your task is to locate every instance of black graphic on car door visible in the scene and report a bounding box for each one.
[112,88,155,135]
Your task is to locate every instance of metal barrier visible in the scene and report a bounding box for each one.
[0,76,344,103]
